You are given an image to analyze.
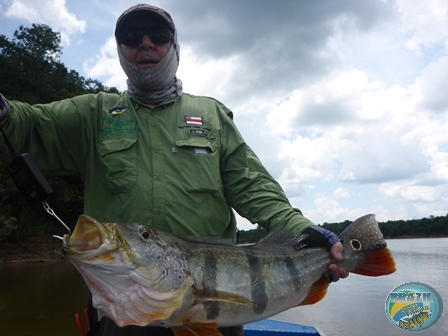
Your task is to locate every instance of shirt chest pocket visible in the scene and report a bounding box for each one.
[175,136,221,193]
[98,138,138,194]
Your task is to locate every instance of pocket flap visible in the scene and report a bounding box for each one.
[175,137,216,152]
[99,138,137,156]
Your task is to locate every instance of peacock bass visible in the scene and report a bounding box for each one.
[62,214,396,336]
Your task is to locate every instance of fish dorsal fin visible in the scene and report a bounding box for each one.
[256,231,313,252]
[298,273,330,306]
[256,231,294,245]
[172,322,222,336]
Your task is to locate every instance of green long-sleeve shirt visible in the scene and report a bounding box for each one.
[0,92,313,240]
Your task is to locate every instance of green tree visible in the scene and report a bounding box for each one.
[0,177,17,240]
[238,226,267,243]
[0,23,118,103]
[14,24,62,63]
[0,24,119,242]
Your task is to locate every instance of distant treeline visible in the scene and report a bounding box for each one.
[322,215,448,239]
[238,214,448,243]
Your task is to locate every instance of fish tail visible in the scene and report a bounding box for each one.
[351,247,396,276]
[339,214,396,276]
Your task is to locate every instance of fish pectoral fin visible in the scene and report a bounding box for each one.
[172,322,222,336]
[193,288,254,306]
[298,273,330,306]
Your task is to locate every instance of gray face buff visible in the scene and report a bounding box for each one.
[117,32,183,104]
[115,4,183,104]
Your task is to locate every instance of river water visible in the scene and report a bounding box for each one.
[0,238,446,336]
[274,238,448,336]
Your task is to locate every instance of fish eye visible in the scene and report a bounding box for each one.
[140,228,151,239]
[350,239,361,250]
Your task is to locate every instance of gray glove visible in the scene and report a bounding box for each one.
[298,225,340,249]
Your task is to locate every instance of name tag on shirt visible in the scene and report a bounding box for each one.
[194,148,208,155]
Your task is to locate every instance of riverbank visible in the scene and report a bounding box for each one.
[0,241,64,263]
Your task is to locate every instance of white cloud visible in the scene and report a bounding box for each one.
[177,46,241,103]
[416,56,448,112]
[261,51,447,222]
[266,69,428,188]
[397,0,448,54]
[83,37,126,90]
[4,0,86,46]
[2,0,448,225]
[305,194,364,224]
[333,188,351,199]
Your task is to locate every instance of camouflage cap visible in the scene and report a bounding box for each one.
[115,4,175,37]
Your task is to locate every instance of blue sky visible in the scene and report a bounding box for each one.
[1,0,448,230]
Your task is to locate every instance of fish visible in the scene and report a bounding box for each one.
[398,311,431,329]
[62,214,396,336]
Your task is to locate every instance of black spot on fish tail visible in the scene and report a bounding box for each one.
[246,251,268,314]
[284,256,301,290]
[202,250,220,320]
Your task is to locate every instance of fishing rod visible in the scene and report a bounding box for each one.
[2,129,71,237]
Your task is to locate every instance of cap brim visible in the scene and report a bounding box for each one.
[115,6,175,37]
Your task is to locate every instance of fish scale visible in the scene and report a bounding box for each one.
[62,214,396,336]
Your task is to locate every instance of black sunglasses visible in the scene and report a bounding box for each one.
[118,28,173,46]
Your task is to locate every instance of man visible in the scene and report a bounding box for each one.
[0,4,348,336]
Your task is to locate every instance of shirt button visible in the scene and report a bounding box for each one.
[155,176,161,181]
[154,147,160,153]
[155,208,161,214]
[150,122,157,127]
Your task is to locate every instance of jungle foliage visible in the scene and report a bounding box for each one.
[0,24,118,242]
[0,24,118,103]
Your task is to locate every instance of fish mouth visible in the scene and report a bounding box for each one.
[62,215,121,259]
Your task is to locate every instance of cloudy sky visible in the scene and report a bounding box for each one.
[1,0,447,230]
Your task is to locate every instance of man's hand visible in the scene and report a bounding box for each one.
[329,242,349,282]
[299,226,349,282]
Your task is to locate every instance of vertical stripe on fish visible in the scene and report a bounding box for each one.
[246,251,268,314]
[284,255,302,291]
[202,249,220,320]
